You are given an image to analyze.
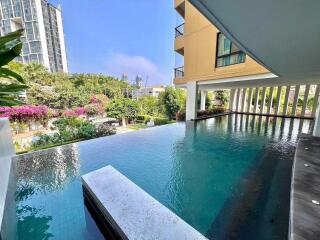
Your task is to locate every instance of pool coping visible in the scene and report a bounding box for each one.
[192,111,232,121]
[82,165,208,240]
[290,134,320,240]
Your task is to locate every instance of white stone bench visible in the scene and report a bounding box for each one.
[82,165,207,240]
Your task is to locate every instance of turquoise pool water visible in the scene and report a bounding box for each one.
[1,114,313,240]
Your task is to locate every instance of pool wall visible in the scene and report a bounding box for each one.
[0,118,15,230]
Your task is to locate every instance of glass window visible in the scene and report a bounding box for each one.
[29,41,41,53]
[216,33,246,67]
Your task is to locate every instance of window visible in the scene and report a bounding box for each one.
[216,33,245,67]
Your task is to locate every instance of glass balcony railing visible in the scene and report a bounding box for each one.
[175,23,184,38]
[174,66,184,78]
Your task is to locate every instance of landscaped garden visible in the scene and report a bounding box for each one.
[0,30,230,154]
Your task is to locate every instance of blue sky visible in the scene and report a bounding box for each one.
[50,0,177,86]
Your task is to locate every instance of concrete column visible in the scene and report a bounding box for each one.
[247,88,253,113]
[241,88,247,112]
[253,87,260,113]
[313,98,320,137]
[229,89,235,111]
[301,85,310,117]
[260,87,267,114]
[283,86,291,115]
[200,90,207,111]
[186,81,198,121]
[274,86,282,115]
[311,84,320,118]
[267,87,274,115]
[291,85,300,117]
[236,88,241,112]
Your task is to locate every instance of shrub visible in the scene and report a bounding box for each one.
[176,111,186,121]
[197,107,225,117]
[78,124,97,139]
[85,103,104,117]
[96,124,117,137]
[153,117,170,126]
[136,115,152,123]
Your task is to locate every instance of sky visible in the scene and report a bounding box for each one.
[50,0,177,86]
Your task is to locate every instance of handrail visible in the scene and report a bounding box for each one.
[174,66,184,78]
[175,23,184,38]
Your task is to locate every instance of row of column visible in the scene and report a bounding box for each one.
[185,82,320,137]
[230,85,320,118]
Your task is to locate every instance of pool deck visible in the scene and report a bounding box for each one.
[290,134,320,240]
[82,165,207,240]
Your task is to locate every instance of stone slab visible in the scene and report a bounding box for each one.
[82,165,207,240]
[290,134,320,240]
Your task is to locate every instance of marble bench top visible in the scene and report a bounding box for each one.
[82,165,208,240]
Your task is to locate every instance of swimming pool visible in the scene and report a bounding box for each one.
[1,114,314,240]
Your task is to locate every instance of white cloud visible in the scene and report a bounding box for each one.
[105,52,171,86]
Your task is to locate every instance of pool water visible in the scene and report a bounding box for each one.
[1,114,314,240]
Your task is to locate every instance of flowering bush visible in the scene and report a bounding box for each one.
[0,105,48,122]
[90,95,99,104]
[74,107,87,116]
[90,94,109,105]
[85,103,104,117]
[63,107,87,117]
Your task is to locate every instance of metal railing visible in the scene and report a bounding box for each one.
[174,66,184,78]
[175,23,184,38]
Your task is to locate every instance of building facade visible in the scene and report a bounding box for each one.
[0,0,68,72]
[132,86,166,99]
[174,0,320,123]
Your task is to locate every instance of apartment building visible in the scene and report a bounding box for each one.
[174,0,320,124]
[0,0,68,72]
[132,86,166,99]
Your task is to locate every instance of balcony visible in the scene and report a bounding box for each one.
[174,0,185,18]
[175,23,184,38]
[174,66,184,78]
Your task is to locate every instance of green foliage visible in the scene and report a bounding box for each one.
[13,62,132,109]
[197,107,226,117]
[214,90,228,106]
[136,115,152,123]
[77,124,97,139]
[106,98,139,120]
[205,92,213,108]
[137,95,163,117]
[33,117,116,149]
[159,87,185,120]
[153,117,171,126]
[96,123,117,137]
[0,30,27,106]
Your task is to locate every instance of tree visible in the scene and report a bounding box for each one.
[159,87,184,120]
[214,90,228,106]
[137,95,162,117]
[106,98,139,126]
[0,30,27,106]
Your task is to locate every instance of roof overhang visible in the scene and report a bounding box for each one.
[189,0,320,83]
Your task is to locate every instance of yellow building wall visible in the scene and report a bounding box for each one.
[174,0,269,84]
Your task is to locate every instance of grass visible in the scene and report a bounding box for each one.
[127,124,149,130]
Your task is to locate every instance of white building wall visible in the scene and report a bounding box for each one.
[56,6,68,73]
[34,0,50,69]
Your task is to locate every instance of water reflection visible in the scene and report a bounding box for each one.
[171,114,313,239]
[14,144,80,197]
[13,144,80,240]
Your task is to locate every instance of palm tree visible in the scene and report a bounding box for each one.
[0,29,27,106]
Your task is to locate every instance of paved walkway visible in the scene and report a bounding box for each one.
[290,134,320,240]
